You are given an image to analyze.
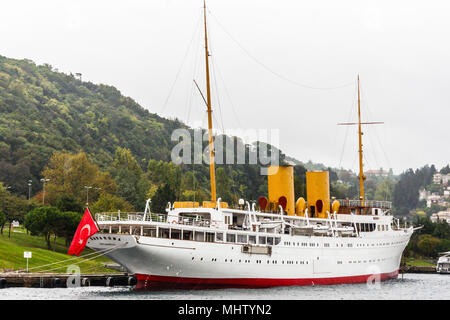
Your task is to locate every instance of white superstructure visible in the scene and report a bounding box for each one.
[87,199,413,289]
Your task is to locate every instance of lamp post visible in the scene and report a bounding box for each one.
[40,178,50,205]
[84,186,101,206]
[84,186,92,206]
[27,180,32,201]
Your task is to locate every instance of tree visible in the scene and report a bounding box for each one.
[151,184,176,214]
[24,206,62,250]
[440,164,450,174]
[0,210,5,231]
[147,160,181,195]
[41,152,116,205]
[110,147,147,210]
[432,221,450,240]
[90,193,134,213]
[374,178,395,201]
[216,167,233,203]
[54,211,83,246]
[55,195,83,213]
[0,182,32,237]
[417,234,441,258]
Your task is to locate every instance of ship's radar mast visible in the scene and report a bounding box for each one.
[338,76,383,206]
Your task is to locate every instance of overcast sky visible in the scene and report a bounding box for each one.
[1,0,449,174]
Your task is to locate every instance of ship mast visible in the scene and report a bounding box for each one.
[203,0,216,202]
[338,75,384,208]
[357,75,365,205]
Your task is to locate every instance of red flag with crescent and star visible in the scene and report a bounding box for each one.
[68,207,99,256]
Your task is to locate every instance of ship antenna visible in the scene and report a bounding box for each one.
[203,0,216,201]
[337,75,384,208]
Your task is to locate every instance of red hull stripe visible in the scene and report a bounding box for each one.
[135,270,399,290]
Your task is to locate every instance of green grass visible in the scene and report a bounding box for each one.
[404,257,435,267]
[0,227,118,274]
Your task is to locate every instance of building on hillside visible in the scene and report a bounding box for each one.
[433,173,450,185]
[365,169,389,177]
[430,210,450,225]
[427,194,442,208]
[419,189,430,201]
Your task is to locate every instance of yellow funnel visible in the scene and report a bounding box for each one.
[267,165,295,215]
[306,171,330,219]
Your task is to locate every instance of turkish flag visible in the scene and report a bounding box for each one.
[68,208,99,256]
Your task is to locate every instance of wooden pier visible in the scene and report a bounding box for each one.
[0,272,136,288]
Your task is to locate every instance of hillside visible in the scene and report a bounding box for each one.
[0,55,299,201]
[0,55,190,195]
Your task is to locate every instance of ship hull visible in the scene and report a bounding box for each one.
[87,229,411,290]
[134,270,399,290]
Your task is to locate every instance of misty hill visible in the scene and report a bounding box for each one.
[0,55,190,195]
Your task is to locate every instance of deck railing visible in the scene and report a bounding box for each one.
[95,212,214,227]
[335,199,391,209]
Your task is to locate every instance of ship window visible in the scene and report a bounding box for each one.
[226,233,236,243]
[170,229,181,239]
[144,227,157,237]
[267,237,274,245]
[216,232,223,242]
[275,237,281,245]
[194,231,205,242]
[183,230,193,240]
[310,206,316,218]
[237,234,247,244]
[249,235,256,244]
[206,232,215,242]
[160,228,170,238]
[259,236,266,245]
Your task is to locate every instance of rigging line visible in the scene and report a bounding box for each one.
[338,83,357,169]
[185,25,201,124]
[207,22,226,135]
[16,245,118,273]
[363,152,372,174]
[208,9,355,91]
[210,51,243,128]
[350,150,358,175]
[160,12,202,115]
[186,30,203,125]
[360,98,381,171]
[36,243,127,273]
[210,56,226,134]
[359,83,392,170]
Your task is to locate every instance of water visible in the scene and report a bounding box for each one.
[1,273,448,300]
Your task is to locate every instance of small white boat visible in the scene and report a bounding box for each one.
[334,226,355,235]
[312,224,330,235]
[260,219,284,229]
[436,251,450,274]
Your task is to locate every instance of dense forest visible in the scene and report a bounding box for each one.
[0,55,184,196]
